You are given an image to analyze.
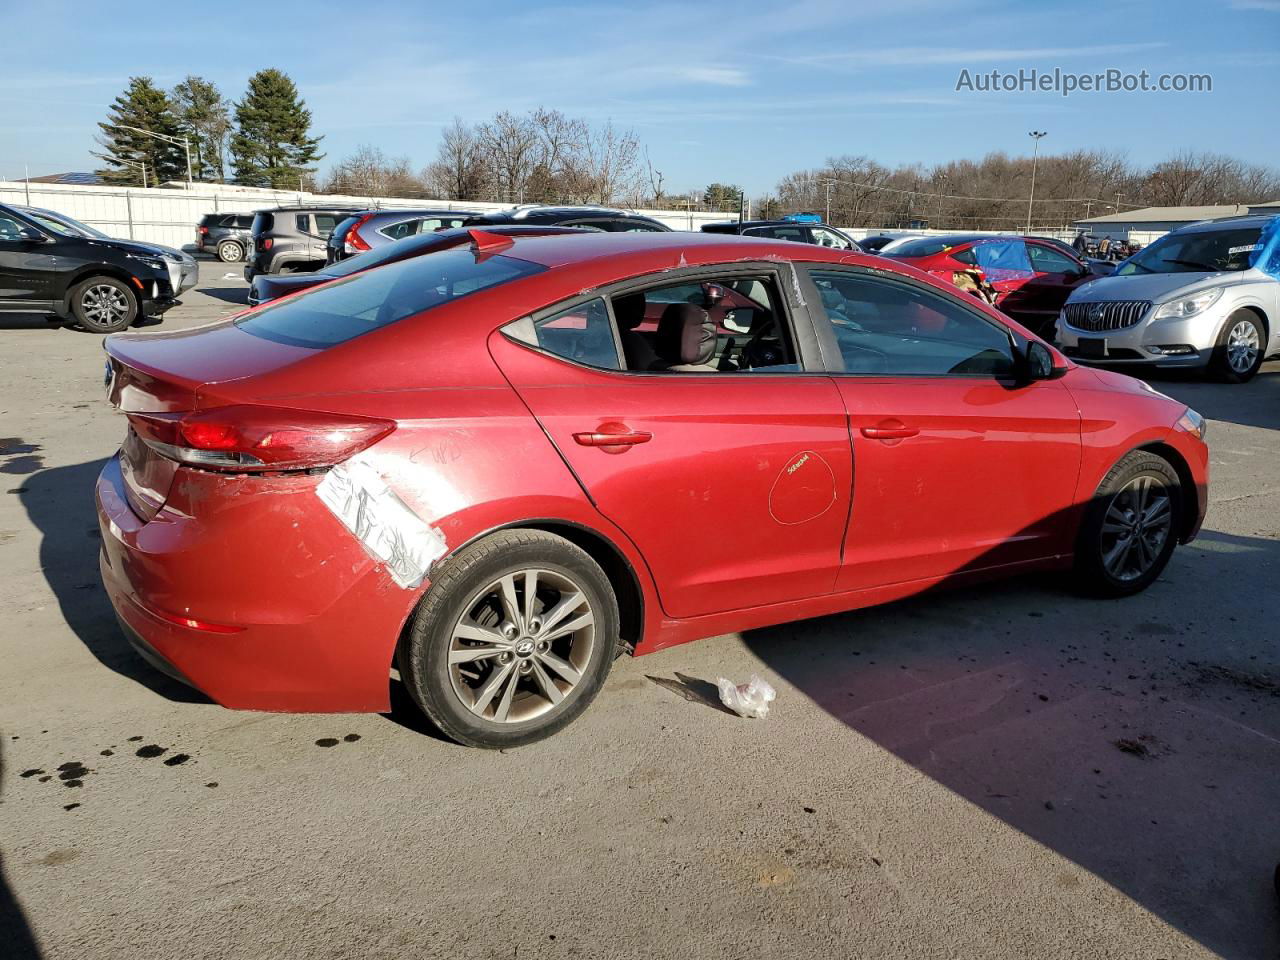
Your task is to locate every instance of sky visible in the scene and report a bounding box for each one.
[0,0,1277,197]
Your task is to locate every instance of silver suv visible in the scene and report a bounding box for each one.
[1055,215,1279,383]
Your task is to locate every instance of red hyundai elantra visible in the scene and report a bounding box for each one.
[97,230,1208,747]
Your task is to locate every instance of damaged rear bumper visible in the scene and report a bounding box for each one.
[95,453,425,713]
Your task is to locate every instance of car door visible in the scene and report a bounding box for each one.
[0,211,58,306]
[1013,241,1095,336]
[490,264,853,619]
[802,266,1081,592]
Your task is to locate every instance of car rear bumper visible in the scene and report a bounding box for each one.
[96,453,416,713]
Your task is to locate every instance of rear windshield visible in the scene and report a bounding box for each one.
[1116,226,1263,275]
[251,211,274,235]
[236,246,546,348]
[886,236,979,257]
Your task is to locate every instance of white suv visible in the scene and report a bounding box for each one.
[1055,215,1279,383]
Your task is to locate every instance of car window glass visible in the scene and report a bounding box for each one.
[744,226,806,242]
[1027,244,1078,274]
[0,214,25,240]
[1117,226,1262,275]
[295,214,311,233]
[810,269,1015,378]
[528,297,621,370]
[972,240,1033,281]
[562,220,609,232]
[381,218,421,241]
[951,247,977,265]
[610,275,800,374]
[616,221,664,232]
[313,214,341,237]
[812,227,855,250]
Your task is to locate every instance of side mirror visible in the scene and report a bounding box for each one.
[16,227,46,243]
[1023,340,1066,382]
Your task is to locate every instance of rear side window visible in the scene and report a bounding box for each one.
[380,218,422,240]
[313,213,341,236]
[233,215,254,228]
[526,297,621,370]
[744,226,806,242]
[236,247,546,349]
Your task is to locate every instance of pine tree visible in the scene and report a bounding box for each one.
[96,77,186,186]
[230,69,324,188]
[171,76,231,182]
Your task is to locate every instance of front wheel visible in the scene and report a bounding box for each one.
[1210,310,1265,383]
[70,276,138,333]
[400,530,619,748]
[1074,450,1182,597]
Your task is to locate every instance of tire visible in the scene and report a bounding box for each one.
[400,530,619,748]
[69,276,138,333]
[1074,450,1182,597]
[1209,310,1266,383]
[216,240,244,263]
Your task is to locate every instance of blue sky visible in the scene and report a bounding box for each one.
[0,0,1276,196]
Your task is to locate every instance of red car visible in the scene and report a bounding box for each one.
[885,234,1100,337]
[97,230,1208,747]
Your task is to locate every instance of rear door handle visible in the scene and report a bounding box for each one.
[573,428,652,447]
[861,425,919,440]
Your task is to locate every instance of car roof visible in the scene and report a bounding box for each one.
[1175,214,1276,234]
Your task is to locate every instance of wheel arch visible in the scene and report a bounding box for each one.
[1137,441,1200,543]
[60,266,147,314]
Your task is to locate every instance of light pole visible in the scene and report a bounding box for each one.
[118,124,193,187]
[820,178,837,223]
[1025,130,1047,233]
[92,152,148,188]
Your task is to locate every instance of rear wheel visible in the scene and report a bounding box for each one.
[1074,450,1181,597]
[400,530,618,748]
[216,240,244,262]
[70,276,138,333]
[1210,310,1265,383]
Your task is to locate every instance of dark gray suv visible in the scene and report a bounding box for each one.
[196,212,254,262]
[245,206,361,280]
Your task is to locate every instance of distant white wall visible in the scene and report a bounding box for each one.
[840,226,1077,242]
[0,180,732,248]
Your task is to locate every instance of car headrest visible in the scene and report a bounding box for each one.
[612,293,646,331]
[656,303,716,366]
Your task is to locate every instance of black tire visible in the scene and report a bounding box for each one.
[1074,450,1182,597]
[1209,309,1266,383]
[400,530,619,748]
[69,276,138,333]
[216,240,244,263]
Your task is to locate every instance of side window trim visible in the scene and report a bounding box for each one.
[797,264,1021,378]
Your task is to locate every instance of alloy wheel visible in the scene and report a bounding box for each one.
[448,568,595,723]
[81,284,129,326]
[1099,475,1173,581]
[1226,319,1260,374]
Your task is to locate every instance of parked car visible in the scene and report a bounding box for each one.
[0,202,197,332]
[462,205,671,233]
[196,212,254,263]
[1055,215,1280,382]
[884,234,1102,337]
[98,231,1208,747]
[244,206,362,280]
[1035,236,1116,276]
[701,218,862,251]
[250,225,588,306]
[859,234,908,253]
[327,209,477,264]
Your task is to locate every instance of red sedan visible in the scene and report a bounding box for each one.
[97,230,1208,747]
[884,234,1100,337]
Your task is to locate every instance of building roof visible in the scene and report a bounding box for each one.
[1075,203,1251,225]
[20,171,103,185]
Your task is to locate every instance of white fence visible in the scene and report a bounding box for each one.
[0,180,736,249]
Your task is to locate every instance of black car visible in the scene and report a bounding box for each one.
[701,218,862,251]
[462,205,670,232]
[196,212,255,263]
[248,225,588,306]
[245,205,363,280]
[858,234,902,253]
[0,202,198,332]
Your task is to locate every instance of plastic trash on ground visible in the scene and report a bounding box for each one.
[716,675,777,719]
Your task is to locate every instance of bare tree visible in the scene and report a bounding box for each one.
[323,145,424,197]
[424,117,488,200]
[476,111,542,203]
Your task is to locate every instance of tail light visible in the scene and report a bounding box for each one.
[260,237,273,250]
[127,406,395,473]
[198,225,209,235]
[344,215,375,255]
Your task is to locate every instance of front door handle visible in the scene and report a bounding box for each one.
[861,423,919,441]
[573,423,652,448]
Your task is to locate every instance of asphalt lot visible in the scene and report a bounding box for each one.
[1,260,1278,960]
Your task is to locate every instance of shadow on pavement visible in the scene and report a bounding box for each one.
[18,458,206,704]
[743,525,1280,959]
[196,286,248,306]
[1133,362,1280,433]
[0,740,43,959]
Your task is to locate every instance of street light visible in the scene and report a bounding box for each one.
[1025,130,1047,233]
[91,151,148,188]
[117,124,193,188]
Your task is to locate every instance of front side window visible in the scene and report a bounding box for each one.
[0,214,26,240]
[971,240,1033,281]
[810,269,1015,378]
[237,247,546,349]
[743,226,805,242]
[1027,243,1080,274]
[1117,226,1262,275]
[811,226,856,250]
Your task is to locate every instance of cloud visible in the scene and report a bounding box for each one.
[776,42,1169,67]
[673,66,750,87]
